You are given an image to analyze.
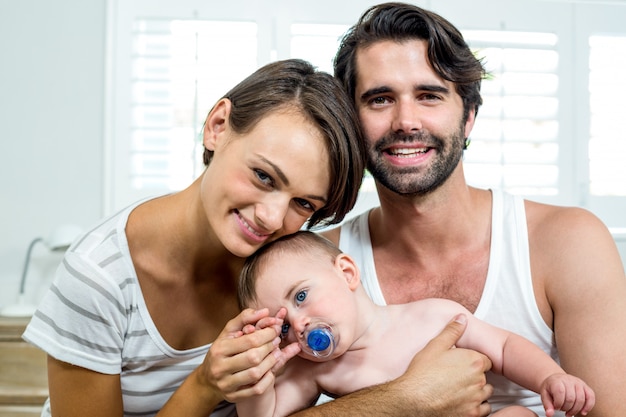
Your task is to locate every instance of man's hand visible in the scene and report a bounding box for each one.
[395,314,493,416]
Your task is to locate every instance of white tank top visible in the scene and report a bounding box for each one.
[338,189,561,416]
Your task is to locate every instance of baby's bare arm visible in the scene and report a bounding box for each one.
[458,307,596,416]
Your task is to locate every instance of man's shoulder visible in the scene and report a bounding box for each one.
[524,200,613,263]
[319,226,341,245]
[320,210,371,246]
[524,199,601,234]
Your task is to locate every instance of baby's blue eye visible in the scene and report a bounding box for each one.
[281,323,290,338]
[295,290,307,304]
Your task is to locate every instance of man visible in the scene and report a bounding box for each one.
[312,2,624,416]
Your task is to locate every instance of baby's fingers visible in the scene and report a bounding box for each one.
[580,385,595,415]
[542,391,557,417]
[220,308,271,338]
[563,384,595,417]
[255,316,283,333]
[543,379,595,417]
[241,324,256,335]
[253,307,288,334]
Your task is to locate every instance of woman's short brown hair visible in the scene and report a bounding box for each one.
[203,59,365,229]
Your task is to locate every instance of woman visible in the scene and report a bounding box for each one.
[23,59,365,417]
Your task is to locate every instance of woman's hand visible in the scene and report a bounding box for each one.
[245,307,301,374]
[195,308,287,402]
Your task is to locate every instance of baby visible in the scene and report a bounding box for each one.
[236,231,595,417]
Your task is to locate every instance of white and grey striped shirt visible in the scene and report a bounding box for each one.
[23,199,236,417]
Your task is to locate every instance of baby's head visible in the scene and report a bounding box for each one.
[240,231,368,361]
[238,231,341,310]
[239,231,357,360]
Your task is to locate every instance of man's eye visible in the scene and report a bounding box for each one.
[371,96,388,105]
[419,93,442,102]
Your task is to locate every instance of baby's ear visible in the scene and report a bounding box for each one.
[335,253,361,291]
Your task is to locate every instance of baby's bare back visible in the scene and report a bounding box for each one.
[316,299,460,396]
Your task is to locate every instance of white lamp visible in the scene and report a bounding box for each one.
[1,224,82,317]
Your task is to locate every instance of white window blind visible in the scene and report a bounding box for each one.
[463,30,560,196]
[121,20,347,208]
[290,24,349,73]
[589,35,626,196]
[126,19,258,197]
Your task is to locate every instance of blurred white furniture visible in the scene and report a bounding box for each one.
[1,224,81,317]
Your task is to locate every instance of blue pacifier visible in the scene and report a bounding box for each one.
[301,321,337,359]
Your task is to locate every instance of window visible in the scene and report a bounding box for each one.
[109,7,351,212]
[125,20,349,197]
[588,35,626,196]
[290,24,349,73]
[108,0,626,229]
[116,19,258,207]
[572,1,626,228]
[464,30,560,196]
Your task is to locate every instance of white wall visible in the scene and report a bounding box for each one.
[0,0,106,308]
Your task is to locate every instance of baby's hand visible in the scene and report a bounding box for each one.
[241,307,287,337]
[200,308,283,402]
[540,373,595,417]
[242,308,300,375]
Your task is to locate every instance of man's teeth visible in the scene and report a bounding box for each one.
[388,148,428,156]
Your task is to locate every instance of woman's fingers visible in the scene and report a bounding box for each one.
[202,308,296,401]
[220,308,271,338]
[207,327,282,394]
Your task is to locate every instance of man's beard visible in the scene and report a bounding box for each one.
[366,122,466,196]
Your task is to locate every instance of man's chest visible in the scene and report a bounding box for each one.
[374,255,489,313]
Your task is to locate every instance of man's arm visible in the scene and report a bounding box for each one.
[530,205,626,416]
[290,315,493,417]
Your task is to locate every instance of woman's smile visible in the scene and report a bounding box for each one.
[234,209,271,244]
